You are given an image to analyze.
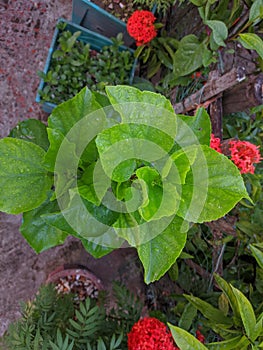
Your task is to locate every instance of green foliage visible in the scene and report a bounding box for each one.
[3,284,75,350]
[169,324,208,350]
[109,281,143,334]
[2,283,142,350]
[0,86,250,283]
[135,0,262,98]
[132,0,175,15]
[238,33,263,60]
[174,274,263,349]
[38,25,134,105]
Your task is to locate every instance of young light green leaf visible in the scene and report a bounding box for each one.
[138,216,188,284]
[250,244,263,269]
[205,20,228,47]
[169,324,208,350]
[231,285,257,340]
[0,138,52,214]
[238,33,263,60]
[249,0,263,23]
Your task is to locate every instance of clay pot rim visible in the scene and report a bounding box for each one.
[46,264,104,290]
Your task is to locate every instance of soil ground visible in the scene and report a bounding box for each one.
[0,0,147,336]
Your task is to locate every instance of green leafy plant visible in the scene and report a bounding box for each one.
[38,23,134,105]
[169,274,263,349]
[132,0,176,15]
[0,85,250,284]
[132,0,263,97]
[2,282,142,350]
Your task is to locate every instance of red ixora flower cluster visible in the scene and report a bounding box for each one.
[127,10,157,46]
[210,134,261,174]
[228,140,261,174]
[128,317,179,350]
[210,133,222,153]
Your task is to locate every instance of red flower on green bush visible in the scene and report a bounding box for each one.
[210,133,222,153]
[127,10,157,46]
[228,140,261,174]
[128,317,179,350]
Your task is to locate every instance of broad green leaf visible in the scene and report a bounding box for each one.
[184,294,233,325]
[78,162,102,206]
[105,86,176,138]
[20,193,68,253]
[48,87,102,136]
[177,145,250,223]
[238,33,263,60]
[249,0,263,23]
[96,123,174,182]
[106,85,174,113]
[52,136,80,200]
[250,244,263,269]
[206,335,245,349]
[39,200,112,259]
[0,138,52,214]
[176,108,211,146]
[46,87,106,170]
[138,216,188,283]
[169,324,208,350]
[44,128,67,172]
[205,20,228,47]
[9,119,49,151]
[231,285,257,340]
[42,191,122,251]
[214,274,241,325]
[172,35,210,78]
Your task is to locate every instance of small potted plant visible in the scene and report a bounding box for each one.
[36,19,136,113]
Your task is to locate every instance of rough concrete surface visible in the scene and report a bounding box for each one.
[0,0,144,336]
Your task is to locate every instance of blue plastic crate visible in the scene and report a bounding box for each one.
[36,18,136,114]
[71,0,134,47]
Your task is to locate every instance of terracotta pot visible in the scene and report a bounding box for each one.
[47,264,104,301]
